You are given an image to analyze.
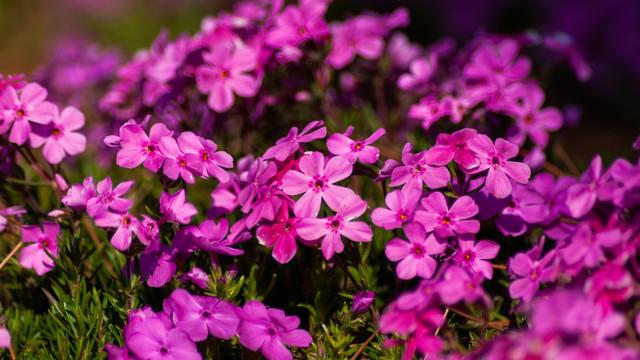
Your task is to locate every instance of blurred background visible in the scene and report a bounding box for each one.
[1,0,639,162]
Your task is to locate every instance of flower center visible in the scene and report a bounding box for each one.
[221,69,229,79]
[456,143,464,150]
[123,216,131,226]
[414,247,422,255]
[159,346,169,355]
[52,128,61,136]
[491,156,501,167]
[330,220,340,229]
[464,253,471,261]
[314,179,324,189]
[179,159,186,167]
[43,240,50,247]
[145,145,155,154]
[399,213,407,221]
[442,216,451,225]
[298,27,307,36]
[268,327,277,336]
[284,222,292,231]
[16,109,25,117]
[353,142,363,151]
[202,310,211,318]
[414,164,422,174]
[524,114,534,123]
[202,151,209,161]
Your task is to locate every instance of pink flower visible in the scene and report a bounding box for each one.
[397,56,436,90]
[507,239,557,302]
[265,0,329,49]
[371,187,421,230]
[160,190,198,225]
[86,177,134,218]
[463,39,530,94]
[436,265,487,305]
[426,128,480,170]
[467,134,531,199]
[504,82,563,147]
[281,152,354,217]
[115,120,174,172]
[94,212,146,251]
[176,131,233,183]
[414,192,480,237]
[0,328,10,349]
[385,222,447,280]
[452,235,500,279]
[0,83,52,145]
[388,143,451,192]
[327,17,385,69]
[297,195,372,259]
[62,176,96,211]
[237,301,312,360]
[20,222,60,275]
[326,126,386,164]
[196,44,259,112]
[256,204,302,264]
[263,121,326,162]
[29,105,86,164]
[158,135,202,184]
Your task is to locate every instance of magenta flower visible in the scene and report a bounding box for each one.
[29,105,86,164]
[505,81,563,147]
[414,192,480,237]
[256,204,301,264]
[397,56,436,90]
[139,242,177,287]
[463,39,530,92]
[327,17,385,69]
[352,291,375,314]
[160,190,197,225]
[176,131,233,183]
[94,212,145,251]
[370,187,421,230]
[507,241,557,302]
[0,83,52,145]
[408,95,449,130]
[452,235,500,279]
[467,134,531,199]
[297,194,372,260]
[86,177,134,218]
[265,0,329,49]
[262,121,326,162]
[561,224,622,269]
[436,265,487,305]
[566,155,616,218]
[62,176,96,211]
[427,128,480,170]
[164,289,239,342]
[185,218,243,257]
[126,313,201,360]
[281,152,354,217]
[389,143,451,192]
[0,328,10,349]
[116,122,173,172]
[178,266,209,289]
[196,44,259,112]
[237,301,312,360]
[158,135,202,184]
[326,127,386,164]
[20,222,59,275]
[385,222,447,280]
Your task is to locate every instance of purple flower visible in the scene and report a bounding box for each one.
[327,16,385,69]
[29,105,86,164]
[196,44,259,112]
[507,239,557,302]
[94,212,146,251]
[178,266,209,289]
[125,308,201,360]
[262,121,326,162]
[158,135,202,184]
[397,56,436,90]
[281,152,354,217]
[86,177,134,218]
[385,222,447,280]
[0,83,52,145]
[185,218,243,257]
[467,134,531,199]
[566,155,616,218]
[164,289,239,342]
[426,128,480,170]
[452,235,499,279]
[62,176,96,211]
[352,291,375,314]
[463,39,530,95]
[297,194,372,260]
[389,143,451,192]
[436,265,487,305]
[326,127,386,164]
[139,242,177,287]
[116,122,173,172]
[256,204,301,264]
[175,131,233,183]
[265,0,329,49]
[414,192,480,237]
[237,301,312,360]
[160,190,197,225]
[20,222,59,275]
[371,187,421,230]
[561,223,622,269]
[0,328,11,349]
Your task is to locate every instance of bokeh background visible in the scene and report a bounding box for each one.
[1,0,639,162]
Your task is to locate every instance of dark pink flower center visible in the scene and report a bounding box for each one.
[268,327,277,336]
[463,251,475,262]
[202,310,212,318]
[160,346,169,355]
[221,69,230,79]
[179,158,186,167]
[330,220,340,229]
[352,142,363,152]
[442,216,451,225]
[43,240,50,247]
[52,128,61,137]
[491,156,501,167]
[202,151,209,161]
[413,244,425,256]
[314,179,324,189]
[122,216,131,226]
[456,143,464,150]
[16,108,25,117]
[146,144,155,154]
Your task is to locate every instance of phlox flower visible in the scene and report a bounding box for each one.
[463,39,530,94]
[426,128,480,170]
[196,44,259,112]
[185,218,243,257]
[256,203,301,264]
[94,212,146,251]
[158,135,203,184]
[352,291,375,314]
[0,206,26,233]
[237,301,312,360]
[281,152,354,217]
[388,143,451,192]
[385,222,447,280]
[175,131,233,182]
[566,155,616,218]
[265,0,329,49]
[435,265,487,305]
[139,242,177,287]
[414,192,480,238]
[115,121,174,172]
[370,187,421,230]
[397,56,436,90]
[0,328,10,349]
[467,134,531,199]
[408,95,449,130]
[452,235,500,279]
[262,121,326,162]
[326,126,386,164]
[29,105,86,164]
[0,83,52,145]
[20,222,59,275]
[62,176,96,211]
[507,238,557,302]
[297,194,372,260]
[86,177,134,218]
[164,289,239,342]
[494,181,547,237]
[237,158,278,212]
[160,189,198,225]
[178,266,209,289]
[561,223,622,270]
[327,16,385,69]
